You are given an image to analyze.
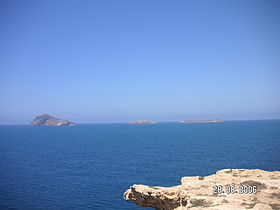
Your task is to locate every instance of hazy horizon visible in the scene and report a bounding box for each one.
[1,116,280,125]
[1,0,280,124]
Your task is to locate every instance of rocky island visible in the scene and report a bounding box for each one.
[128,120,158,124]
[179,120,224,123]
[124,169,280,210]
[30,114,75,126]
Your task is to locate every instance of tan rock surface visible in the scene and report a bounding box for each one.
[124,169,280,210]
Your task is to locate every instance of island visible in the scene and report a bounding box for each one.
[179,120,224,123]
[128,120,158,124]
[124,169,280,210]
[30,114,75,126]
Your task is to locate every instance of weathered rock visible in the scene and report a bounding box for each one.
[30,114,75,126]
[124,169,280,210]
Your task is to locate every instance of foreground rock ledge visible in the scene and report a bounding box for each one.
[124,169,280,210]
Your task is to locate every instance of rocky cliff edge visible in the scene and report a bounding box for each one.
[124,169,280,210]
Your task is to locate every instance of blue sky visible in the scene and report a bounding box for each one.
[1,0,280,124]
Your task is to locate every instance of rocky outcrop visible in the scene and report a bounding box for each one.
[128,120,158,124]
[124,169,280,210]
[30,114,75,126]
[179,120,224,123]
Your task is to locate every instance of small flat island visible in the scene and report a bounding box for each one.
[179,119,223,123]
[128,120,158,124]
[30,114,75,126]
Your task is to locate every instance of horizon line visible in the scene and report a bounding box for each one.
[0,118,280,126]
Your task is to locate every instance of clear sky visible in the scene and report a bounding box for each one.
[0,0,280,124]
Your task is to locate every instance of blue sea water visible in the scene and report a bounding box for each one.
[0,120,280,210]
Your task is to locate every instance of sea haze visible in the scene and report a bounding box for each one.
[0,120,280,209]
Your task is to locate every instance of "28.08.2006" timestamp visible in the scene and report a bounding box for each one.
[213,185,257,194]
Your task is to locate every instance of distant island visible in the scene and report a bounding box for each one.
[30,114,75,126]
[128,120,158,124]
[179,119,224,123]
[128,120,223,124]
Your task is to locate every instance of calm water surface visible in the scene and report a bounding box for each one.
[0,120,280,209]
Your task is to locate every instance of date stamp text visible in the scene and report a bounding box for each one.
[213,185,257,194]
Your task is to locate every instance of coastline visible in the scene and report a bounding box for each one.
[124,169,280,210]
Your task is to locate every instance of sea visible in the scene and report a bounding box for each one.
[0,120,280,209]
